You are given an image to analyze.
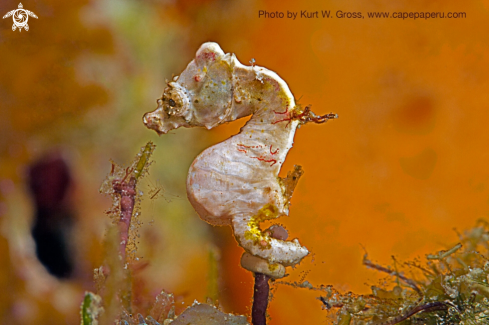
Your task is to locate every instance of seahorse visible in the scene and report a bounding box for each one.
[143,42,337,275]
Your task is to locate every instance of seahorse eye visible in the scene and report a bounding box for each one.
[166,94,183,115]
[162,83,190,118]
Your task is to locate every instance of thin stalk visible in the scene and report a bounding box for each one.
[251,225,288,325]
[113,175,136,261]
[252,273,271,325]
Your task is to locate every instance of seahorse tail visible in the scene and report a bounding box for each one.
[231,214,309,266]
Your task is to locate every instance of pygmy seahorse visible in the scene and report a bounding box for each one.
[143,42,337,275]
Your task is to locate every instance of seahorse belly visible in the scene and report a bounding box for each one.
[187,137,287,226]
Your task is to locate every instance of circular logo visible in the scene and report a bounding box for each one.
[3,3,38,32]
[13,10,28,28]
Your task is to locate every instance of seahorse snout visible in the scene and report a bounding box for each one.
[143,106,167,135]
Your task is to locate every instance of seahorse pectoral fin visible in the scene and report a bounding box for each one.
[231,215,309,267]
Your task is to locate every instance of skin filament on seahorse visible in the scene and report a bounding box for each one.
[143,42,337,273]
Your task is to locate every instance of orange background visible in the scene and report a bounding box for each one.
[1,0,489,324]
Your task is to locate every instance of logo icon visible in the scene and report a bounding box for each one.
[3,3,38,32]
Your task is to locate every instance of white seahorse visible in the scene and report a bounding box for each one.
[143,42,337,275]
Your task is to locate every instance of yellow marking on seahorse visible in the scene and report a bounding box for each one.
[268,263,279,271]
[244,204,280,250]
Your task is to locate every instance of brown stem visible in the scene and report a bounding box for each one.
[113,176,136,261]
[375,301,449,325]
[251,226,288,325]
[363,255,422,296]
[252,273,270,325]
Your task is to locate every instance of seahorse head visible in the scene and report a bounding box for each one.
[143,82,192,134]
[143,42,235,134]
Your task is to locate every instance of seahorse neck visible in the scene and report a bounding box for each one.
[223,64,299,171]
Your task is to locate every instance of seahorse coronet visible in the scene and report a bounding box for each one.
[143,42,337,269]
